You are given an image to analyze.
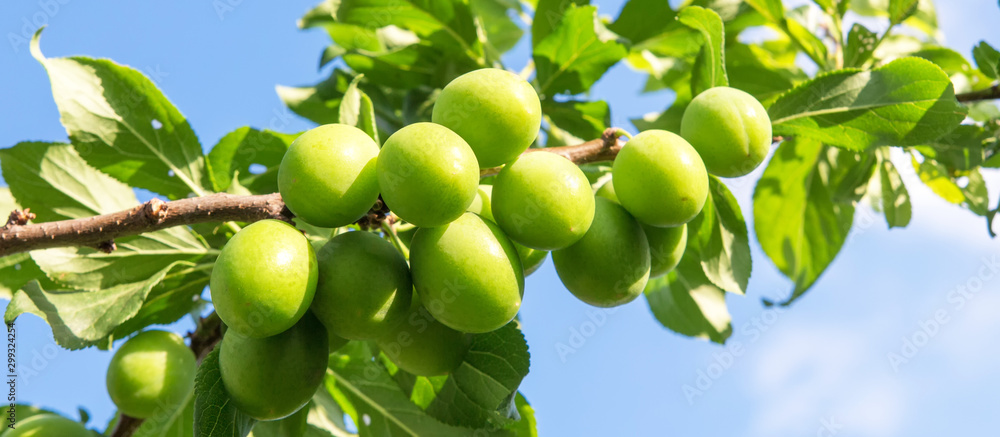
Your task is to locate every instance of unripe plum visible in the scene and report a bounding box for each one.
[492,153,595,250]
[552,198,651,307]
[432,68,542,168]
[312,231,412,340]
[377,303,470,376]
[106,331,196,419]
[597,180,687,277]
[612,130,708,227]
[220,312,328,421]
[210,220,318,338]
[680,86,772,177]
[468,185,548,276]
[2,414,92,437]
[409,213,523,333]
[277,124,380,227]
[377,123,479,227]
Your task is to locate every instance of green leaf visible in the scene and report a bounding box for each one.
[30,29,210,199]
[753,139,854,305]
[277,70,355,126]
[914,124,987,171]
[531,0,589,46]
[844,23,878,68]
[913,155,990,215]
[127,390,195,437]
[743,0,783,23]
[472,0,524,56]
[725,43,805,104]
[888,0,919,25]
[207,127,297,194]
[250,403,310,437]
[426,322,530,428]
[326,343,501,436]
[542,100,610,141]
[644,254,732,344]
[677,6,727,96]
[973,41,1000,79]
[339,75,381,144]
[4,261,186,350]
[335,0,483,63]
[876,150,911,228]
[686,177,751,295]
[783,16,829,69]
[0,142,137,222]
[307,387,355,437]
[769,57,967,151]
[607,0,677,46]
[533,5,627,96]
[194,347,257,437]
[112,270,210,341]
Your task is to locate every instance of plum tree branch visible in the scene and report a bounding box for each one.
[956,84,1000,102]
[110,312,223,437]
[0,130,628,257]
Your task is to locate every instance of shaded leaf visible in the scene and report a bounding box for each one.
[472,0,524,56]
[533,5,627,96]
[844,23,878,68]
[888,0,919,25]
[769,57,966,151]
[4,262,186,350]
[753,139,855,305]
[644,254,732,344]
[340,75,380,144]
[608,0,677,46]
[677,6,727,96]
[877,150,911,228]
[30,29,210,199]
[542,99,610,141]
[973,41,1000,79]
[128,390,195,437]
[208,127,298,194]
[531,0,589,46]
[277,70,355,126]
[335,0,483,62]
[686,177,751,295]
[194,348,257,437]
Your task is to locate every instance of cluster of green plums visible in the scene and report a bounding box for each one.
[86,69,771,426]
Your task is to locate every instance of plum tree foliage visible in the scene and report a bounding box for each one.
[1,0,998,435]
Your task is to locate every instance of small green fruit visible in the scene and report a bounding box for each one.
[680,86,772,177]
[2,414,91,437]
[220,313,329,421]
[377,304,470,376]
[312,231,412,340]
[492,153,595,250]
[410,213,523,333]
[432,68,542,168]
[277,124,380,227]
[612,130,708,227]
[597,180,686,277]
[210,220,318,338]
[377,123,479,227]
[106,331,196,419]
[468,184,548,276]
[552,198,651,307]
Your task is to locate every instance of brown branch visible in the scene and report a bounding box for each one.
[110,313,223,437]
[2,130,629,257]
[0,193,290,257]
[956,84,1000,103]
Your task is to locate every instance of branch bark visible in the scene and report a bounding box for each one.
[956,84,1000,103]
[1,130,627,257]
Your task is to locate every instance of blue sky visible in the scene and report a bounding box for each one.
[2,1,1000,435]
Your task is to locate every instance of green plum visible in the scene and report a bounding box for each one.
[312,231,412,340]
[492,153,595,250]
[277,124,380,227]
[552,198,651,307]
[2,414,91,437]
[377,303,471,376]
[377,123,479,227]
[106,331,196,419]
[612,130,708,227]
[210,219,318,338]
[680,86,772,177]
[220,312,328,421]
[597,180,687,277]
[468,185,549,276]
[432,68,542,167]
[410,213,524,333]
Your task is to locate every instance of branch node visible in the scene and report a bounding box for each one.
[5,209,36,228]
[97,240,117,253]
[143,198,169,223]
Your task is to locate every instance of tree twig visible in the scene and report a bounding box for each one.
[1,131,630,257]
[0,193,290,257]
[956,84,1000,103]
[109,312,223,437]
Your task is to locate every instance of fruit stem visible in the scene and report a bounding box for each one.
[381,221,410,259]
